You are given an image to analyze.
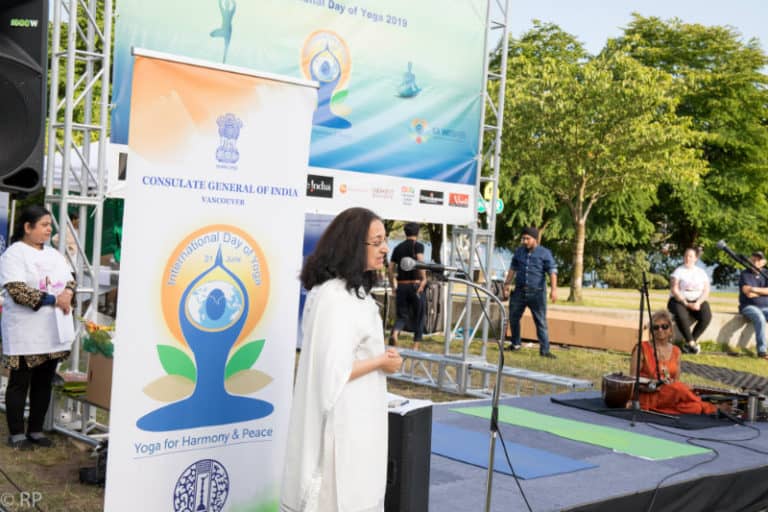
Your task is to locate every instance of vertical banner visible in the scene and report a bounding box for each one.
[104,50,316,511]
[110,0,489,224]
[296,212,334,348]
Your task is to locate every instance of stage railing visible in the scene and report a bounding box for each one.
[391,349,593,398]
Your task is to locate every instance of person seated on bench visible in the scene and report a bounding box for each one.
[667,248,712,354]
[738,251,768,361]
[630,310,717,415]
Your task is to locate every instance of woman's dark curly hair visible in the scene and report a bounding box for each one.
[300,207,382,298]
[12,204,51,243]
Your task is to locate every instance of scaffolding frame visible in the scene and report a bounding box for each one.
[42,0,113,440]
[45,0,113,369]
[394,0,513,396]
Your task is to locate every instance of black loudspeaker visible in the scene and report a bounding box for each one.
[386,405,432,512]
[423,280,442,334]
[404,280,442,335]
[0,0,48,193]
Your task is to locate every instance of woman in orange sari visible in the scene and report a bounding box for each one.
[630,310,717,415]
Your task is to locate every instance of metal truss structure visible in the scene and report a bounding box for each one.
[43,0,113,442]
[46,0,113,368]
[392,1,594,397]
[393,0,514,397]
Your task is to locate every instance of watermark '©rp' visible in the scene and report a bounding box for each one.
[0,491,43,508]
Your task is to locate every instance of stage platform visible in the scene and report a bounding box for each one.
[428,392,768,512]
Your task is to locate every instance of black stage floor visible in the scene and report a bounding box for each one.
[427,392,768,512]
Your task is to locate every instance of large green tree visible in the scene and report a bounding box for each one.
[616,15,768,261]
[490,23,584,249]
[498,23,705,301]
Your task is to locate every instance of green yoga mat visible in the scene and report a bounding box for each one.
[452,405,711,461]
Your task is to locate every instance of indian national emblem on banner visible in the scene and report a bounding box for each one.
[215,113,243,167]
[137,225,273,432]
[173,459,229,512]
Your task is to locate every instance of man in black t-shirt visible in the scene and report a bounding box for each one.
[387,222,427,349]
[738,251,768,360]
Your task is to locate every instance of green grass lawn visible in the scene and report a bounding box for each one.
[561,286,739,313]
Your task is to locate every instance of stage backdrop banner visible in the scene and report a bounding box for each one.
[104,49,316,512]
[110,0,489,224]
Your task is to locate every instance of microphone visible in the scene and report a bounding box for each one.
[716,239,736,257]
[716,240,766,278]
[717,239,747,262]
[400,256,464,274]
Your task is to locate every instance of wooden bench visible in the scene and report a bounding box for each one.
[517,309,649,353]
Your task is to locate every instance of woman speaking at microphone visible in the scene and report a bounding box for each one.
[281,207,402,512]
[630,310,716,415]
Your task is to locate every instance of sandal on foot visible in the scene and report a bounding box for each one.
[684,342,700,354]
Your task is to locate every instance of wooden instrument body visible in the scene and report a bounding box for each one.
[601,373,635,409]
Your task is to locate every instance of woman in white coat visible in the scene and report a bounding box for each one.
[281,207,402,512]
[1,205,76,450]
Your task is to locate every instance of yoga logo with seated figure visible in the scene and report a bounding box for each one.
[301,30,352,129]
[397,62,421,98]
[137,225,273,432]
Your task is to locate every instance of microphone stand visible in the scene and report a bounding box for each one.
[630,272,674,425]
[717,240,768,280]
[429,271,507,512]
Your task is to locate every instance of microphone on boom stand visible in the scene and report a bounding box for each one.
[399,256,467,276]
[716,240,768,280]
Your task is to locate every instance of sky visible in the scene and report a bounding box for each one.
[52,1,766,57]
[496,0,767,56]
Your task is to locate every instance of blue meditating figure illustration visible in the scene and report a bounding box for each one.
[310,42,351,129]
[210,0,236,63]
[397,62,421,98]
[137,246,273,432]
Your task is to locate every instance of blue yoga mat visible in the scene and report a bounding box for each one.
[431,422,597,479]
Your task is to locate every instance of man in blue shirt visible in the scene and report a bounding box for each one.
[502,227,558,358]
[738,251,768,360]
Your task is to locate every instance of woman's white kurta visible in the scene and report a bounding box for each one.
[0,242,73,355]
[281,279,387,512]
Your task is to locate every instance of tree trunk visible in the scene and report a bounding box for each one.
[568,219,586,302]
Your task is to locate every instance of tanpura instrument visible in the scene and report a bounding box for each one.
[601,373,767,419]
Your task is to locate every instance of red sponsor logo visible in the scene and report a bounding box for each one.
[449,193,469,208]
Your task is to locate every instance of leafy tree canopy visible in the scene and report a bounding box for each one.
[497,22,705,301]
[614,14,768,262]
